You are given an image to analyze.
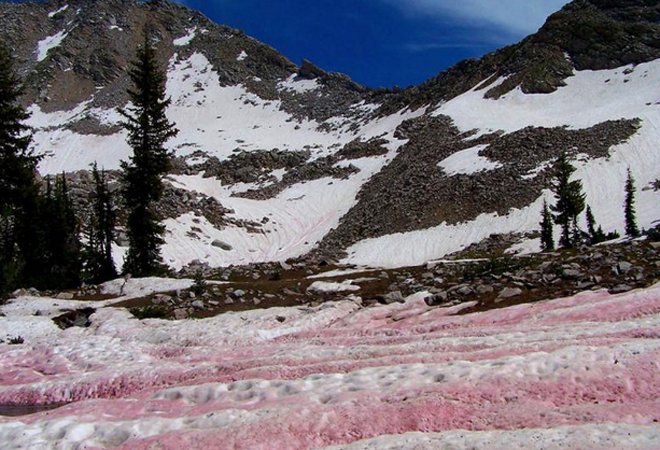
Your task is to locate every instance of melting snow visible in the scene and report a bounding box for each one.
[0,282,659,449]
[438,144,502,175]
[307,281,361,293]
[173,27,197,46]
[278,74,321,94]
[47,4,68,18]
[36,30,68,62]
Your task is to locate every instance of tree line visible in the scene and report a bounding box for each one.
[0,33,176,295]
[540,151,640,252]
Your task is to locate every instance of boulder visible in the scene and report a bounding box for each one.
[211,240,233,251]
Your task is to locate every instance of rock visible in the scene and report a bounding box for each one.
[152,294,173,305]
[421,272,434,280]
[455,285,474,296]
[191,300,205,310]
[173,309,188,320]
[561,269,583,279]
[211,240,233,251]
[55,292,74,300]
[476,285,494,294]
[279,261,292,271]
[616,261,633,275]
[424,291,448,306]
[609,284,633,294]
[225,298,235,305]
[497,287,523,301]
[233,289,246,298]
[384,291,405,304]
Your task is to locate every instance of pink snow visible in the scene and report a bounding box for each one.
[0,285,659,449]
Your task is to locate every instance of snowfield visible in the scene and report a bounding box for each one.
[25,50,660,271]
[0,280,659,449]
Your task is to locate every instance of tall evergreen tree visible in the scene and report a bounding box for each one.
[540,200,555,252]
[85,164,117,284]
[119,33,178,277]
[624,168,640,238]
[0,43,42,293]
[40,174,82,289]
[550,151,586,248]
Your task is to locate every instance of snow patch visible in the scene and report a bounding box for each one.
[173,27,197,46]
[48,4,68,18]
[307,281,361,294]
[237,50,248,61]
[36,30,68,62]
[278,74,321,94]
[438,144,502,176]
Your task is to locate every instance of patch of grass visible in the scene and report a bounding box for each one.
[129,305,167,320]
[191,271,207,296]
[462,256,529,282]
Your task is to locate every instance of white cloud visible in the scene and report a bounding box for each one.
[383,0,570,37]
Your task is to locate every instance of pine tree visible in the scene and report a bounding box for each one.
[586,205,604,244]
[550,151,586,248]
[624,168,640,238]
[119,33,178,277]
[0,43,42,293]
[85,163,117,284]
[40,174,82,289]
[540,200,555,251]
[586,205,597,241]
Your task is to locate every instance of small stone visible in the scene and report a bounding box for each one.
[497,287,523,300]
[173,309,188,320]
[191,300,204,310]
[152,294,173,305]
[424,291,448,306]
[455,285,474,296]
[562,269,582,279]
[609,284,633,294]
[476,285,494,294]
[56,292,74,300]
[617,261,633,275]
[233,289,246,298]
[384,291,405,304]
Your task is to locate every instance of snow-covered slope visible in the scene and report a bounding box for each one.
[5,0,660,270]
[343,61,660,267]
[1,282,659,449]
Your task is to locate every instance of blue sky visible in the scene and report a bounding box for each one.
[174,0,570,87]
[7,0,570,87]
